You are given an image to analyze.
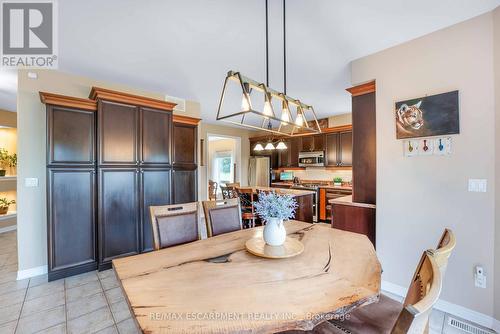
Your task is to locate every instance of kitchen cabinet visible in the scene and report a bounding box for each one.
[289,137,301,167]
[331,203,376,246]
[47,168,97,281]
[141,169,171,252]
[142,107,172,165]
[172,168,197,204]
[301,135,324,152]
[326,131,352,167]
[43,89,200,278]
[99,168,140,267]
[98,100,139,165]
[319,187,352,222]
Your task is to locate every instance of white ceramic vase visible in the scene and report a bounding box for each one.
[263,217,286,246]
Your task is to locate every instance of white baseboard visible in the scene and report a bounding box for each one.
[382,280,499,331]
[0,225,16,234]
[17,265,48,281]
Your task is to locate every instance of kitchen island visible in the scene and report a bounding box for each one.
[236,186,315,223]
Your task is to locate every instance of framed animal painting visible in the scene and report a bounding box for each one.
[395,90,459,139]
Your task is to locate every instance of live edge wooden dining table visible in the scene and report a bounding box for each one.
[112,221,381,334]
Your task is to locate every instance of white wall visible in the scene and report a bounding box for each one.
[352,12,497,320]
[493,6,500,323]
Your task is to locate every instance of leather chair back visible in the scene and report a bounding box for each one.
[202,198,242,237]
[149,202,199,250]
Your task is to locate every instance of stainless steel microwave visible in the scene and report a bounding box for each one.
[298,151,325,167]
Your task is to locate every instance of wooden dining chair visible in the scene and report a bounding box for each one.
[202,198,243,237]
[225,182,240,188]
[428,228,456,276]
[220,185,237,199]
[311,250,442,334]
[149,202,199,250]
[208,179,218,201]
[236,187,256,228]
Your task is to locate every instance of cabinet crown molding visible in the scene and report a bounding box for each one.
[346,81,376,97]
[89,86,177,111]
[39,92,97,111]
[172,114,201,125]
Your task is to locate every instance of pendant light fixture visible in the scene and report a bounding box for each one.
[216,0,321,137]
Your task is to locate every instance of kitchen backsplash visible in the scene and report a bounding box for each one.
[281,168,352,182]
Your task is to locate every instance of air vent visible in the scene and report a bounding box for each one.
[444,315,495,334]
[165,95,186,113]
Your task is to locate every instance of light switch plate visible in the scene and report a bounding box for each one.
[25,178,39,187]
[468,179,487,192]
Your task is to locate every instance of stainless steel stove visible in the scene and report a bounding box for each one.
[290,183,321,222]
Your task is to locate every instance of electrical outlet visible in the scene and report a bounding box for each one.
[25,178,39,187]
[474,266,486,288]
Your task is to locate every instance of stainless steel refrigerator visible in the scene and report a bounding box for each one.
[248,156,270,187]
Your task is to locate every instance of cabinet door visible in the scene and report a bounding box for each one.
[173,123,197,166]
[279,142,290,167]
[141,107,172,165]
[289,137,301,167]
[326,133,339,166]
[98,100,138,165]
[48,168,96,277]
[99,168,140,265]
[313,135,325,151]
[301,136,313,152]
[48,106,95,166]
[172,168,197,204]
[141,169,171,252]
[339,131,353,167]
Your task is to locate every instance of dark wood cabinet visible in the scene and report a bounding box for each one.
[47,168,97,280]
[313,135,325,151]
[43,89,199,277]
[352,91,376,204]
[47,106,95,166]
[331,204,376,246]
[172,168,197,204]
[301,136,313,152]
[99,168,140,266]
[325,131,352,167]
[98,100,138,165]
[141,107,172,165]
[278,141,291,167]
[141,168,171,252]
[339,132,353,167]
[173,123,197,166]
[289,137,301,167]
[326,133,339,166]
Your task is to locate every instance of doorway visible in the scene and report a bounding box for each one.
[207,134,241,198]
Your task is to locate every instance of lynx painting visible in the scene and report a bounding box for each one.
[395,90,459,139]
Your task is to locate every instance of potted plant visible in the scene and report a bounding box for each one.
[0,198,15,215]
[333,177,343,187]
[0,149,16,177]
[254,192,297,246]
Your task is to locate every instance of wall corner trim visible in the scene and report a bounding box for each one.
[17,265,48,281]
[382,280,498,331]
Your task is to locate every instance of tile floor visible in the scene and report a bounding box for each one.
[0,231,140,334]
[0,229,453,334]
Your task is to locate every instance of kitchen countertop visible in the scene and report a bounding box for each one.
[329,195,376,209]
[238,186,315,197]
[271,182,352,191]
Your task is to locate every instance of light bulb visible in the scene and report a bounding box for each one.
[253,143,264,151]
[264,142,275,150]
[241,93,251,112]
[276,141,287,150]
[281,101,290,124]
[295,113,304,126]
[263,100,273,117]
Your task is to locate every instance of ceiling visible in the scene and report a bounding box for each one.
[1,0,499,119]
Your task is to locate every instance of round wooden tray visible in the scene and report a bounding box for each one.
[245,237,304,259]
